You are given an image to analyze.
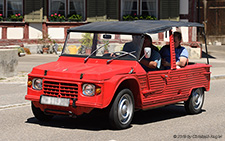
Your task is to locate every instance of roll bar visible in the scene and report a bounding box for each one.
[203,27,209,64]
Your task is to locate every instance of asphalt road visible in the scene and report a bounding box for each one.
[0,79,224,141]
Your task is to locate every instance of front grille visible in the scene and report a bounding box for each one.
[43,80,78,99]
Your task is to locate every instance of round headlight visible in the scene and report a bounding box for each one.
[32,78,43,90]
[82,84,95,96]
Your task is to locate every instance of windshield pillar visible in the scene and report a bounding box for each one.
[91,33,98,56]
[62,32,70,54]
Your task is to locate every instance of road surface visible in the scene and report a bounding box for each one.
[0,79,224,141]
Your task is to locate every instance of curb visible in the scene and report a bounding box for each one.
[211,75,225,80]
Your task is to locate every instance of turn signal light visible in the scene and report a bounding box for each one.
[27,81,32,87]
[96,88,101,95]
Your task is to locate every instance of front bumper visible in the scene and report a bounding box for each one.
[26,78,105,115]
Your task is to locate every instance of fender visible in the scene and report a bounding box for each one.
[187,85,207,99]
[101,74,142,108]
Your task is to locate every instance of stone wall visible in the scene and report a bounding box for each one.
[184,46,202,59]
[0,49,18,78]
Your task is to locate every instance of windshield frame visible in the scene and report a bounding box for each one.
[60,31,145,61]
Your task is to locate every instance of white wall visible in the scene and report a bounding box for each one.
[163,27,190,43]
[179,20,189,42]
[164,27,177,42]
[181,27,189,42]
[48,28,65,39]
[7,28,23,39]
[148,33,158,41]
[29,23,42,39]
[180,0,189,14]
[70,32,83,39]
[191,27,197,42]
[120,35,132,40]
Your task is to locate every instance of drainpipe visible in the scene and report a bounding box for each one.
[203,0,207,34]
[198,0,200,23]
[203,0,209,62]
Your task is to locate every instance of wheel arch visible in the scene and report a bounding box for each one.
[188,86,206,98]
[111,78,142,109]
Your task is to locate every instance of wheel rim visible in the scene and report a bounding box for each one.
[192,90,203,110]
[118,94,133,125]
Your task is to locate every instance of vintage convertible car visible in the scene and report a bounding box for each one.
[25,20,211,129]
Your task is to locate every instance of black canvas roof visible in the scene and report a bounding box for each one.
[68,20,204,35]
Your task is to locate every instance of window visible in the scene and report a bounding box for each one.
[7,0,23,17]
[0,0,3,16]
[141,0,156,17]
[49,0,85,21]
[121,0,157,19]
[49,0,66,15]
[69,0,84,16]
[122,0,138,16]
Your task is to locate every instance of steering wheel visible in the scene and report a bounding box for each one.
[111,51,137,59]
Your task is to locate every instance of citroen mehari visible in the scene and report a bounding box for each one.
[25,20,211,129]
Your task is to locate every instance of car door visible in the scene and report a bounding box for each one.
[142,30,186,108]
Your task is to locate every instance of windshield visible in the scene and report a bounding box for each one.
[61,32,144,61]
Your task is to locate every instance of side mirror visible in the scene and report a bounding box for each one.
[144,47,151,58]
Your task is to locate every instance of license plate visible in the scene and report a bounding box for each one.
[40,95,70,107]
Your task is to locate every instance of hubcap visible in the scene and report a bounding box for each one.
[118,94,133,125]
[192,91,203,110]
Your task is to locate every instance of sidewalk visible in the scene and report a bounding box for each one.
[200,45,225,79]
[0,46,225,83]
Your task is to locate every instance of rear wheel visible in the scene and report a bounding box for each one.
[185,88,204,114]
[31,102,53,121]
[109,89,134,129]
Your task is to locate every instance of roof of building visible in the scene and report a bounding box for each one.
[68,20,204,35]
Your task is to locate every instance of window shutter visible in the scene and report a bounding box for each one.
[160,0,180,21]
[106,0,118,20]
[87,0,107,22]
[24,0,43,22]
[87,0,97,22]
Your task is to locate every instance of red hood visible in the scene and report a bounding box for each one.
[30,57,138,81]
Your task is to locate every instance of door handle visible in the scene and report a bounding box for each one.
[161,74,168,79]
[161,74,169,84]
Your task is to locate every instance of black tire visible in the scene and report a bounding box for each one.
[109,89,134,129]
[31,102,53,121]
[184,88,204,114]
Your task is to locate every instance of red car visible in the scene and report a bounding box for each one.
[25,20,211,129]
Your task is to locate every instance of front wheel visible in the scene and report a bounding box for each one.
[109,89,134,129]
[184,88,204,114]
[31,102,53,121]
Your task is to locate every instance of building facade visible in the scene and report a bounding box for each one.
[198,0,225,44]
[0,0,202,48]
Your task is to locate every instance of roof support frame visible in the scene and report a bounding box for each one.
[202,27,209,64]
[169,30,176,70]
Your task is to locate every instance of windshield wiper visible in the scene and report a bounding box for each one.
[84,43,107,63]
[107,51,136,64]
